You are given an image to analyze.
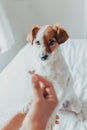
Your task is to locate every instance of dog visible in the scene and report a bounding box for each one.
[21,24,83,130]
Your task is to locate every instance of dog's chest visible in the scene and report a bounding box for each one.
[36,56,70,91]
[30,47,72,100]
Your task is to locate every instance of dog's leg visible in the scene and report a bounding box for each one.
[61,77,84,117]
[62,90,82,112]
[76,102,87,121]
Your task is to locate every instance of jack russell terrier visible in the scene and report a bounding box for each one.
[21,24,84,130]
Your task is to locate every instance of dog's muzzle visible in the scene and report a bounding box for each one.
[41,54,48,61]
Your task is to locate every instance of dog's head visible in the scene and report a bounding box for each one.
[27,24,69,61]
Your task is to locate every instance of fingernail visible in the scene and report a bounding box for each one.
[55,120,59,124]
[56,115,59,119]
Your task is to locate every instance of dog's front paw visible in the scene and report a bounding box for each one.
[76,102,87,121]
[76,111,85,121]
[21,97,33,114]
[60,100,71,111]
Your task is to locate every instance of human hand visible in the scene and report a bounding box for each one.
[22,74,59,130]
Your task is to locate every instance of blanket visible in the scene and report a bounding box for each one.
[0,39,87,130]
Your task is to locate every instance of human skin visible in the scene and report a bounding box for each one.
[1,74,59,130]
[22,74,59,130]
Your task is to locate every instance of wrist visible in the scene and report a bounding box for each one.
[28,121,47,130]
[23,114,47,130]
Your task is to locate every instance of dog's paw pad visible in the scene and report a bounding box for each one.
[63,100,70,109]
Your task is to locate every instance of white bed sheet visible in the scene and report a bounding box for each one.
[0,39,87,130]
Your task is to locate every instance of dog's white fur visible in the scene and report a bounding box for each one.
[21,25,83,130]
[32,25,82,112]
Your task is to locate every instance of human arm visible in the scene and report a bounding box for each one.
[22,74,59,130]
[1,112,26,130]
[1,74,59,130]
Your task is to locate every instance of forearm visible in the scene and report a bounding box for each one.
[22,121,46,130]
[22,112,47,130]
[1,112,26,130]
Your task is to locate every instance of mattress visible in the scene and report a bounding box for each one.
[0,39,87,130]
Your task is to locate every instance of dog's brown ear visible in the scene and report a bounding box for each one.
[54,24,69,44]
[27,32,33,43]
[27,25,40,44]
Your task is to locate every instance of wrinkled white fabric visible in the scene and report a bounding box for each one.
[0,39,87,130]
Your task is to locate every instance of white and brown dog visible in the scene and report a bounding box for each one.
[22,25,83,130]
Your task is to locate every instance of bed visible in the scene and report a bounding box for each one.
[0,39,87,130]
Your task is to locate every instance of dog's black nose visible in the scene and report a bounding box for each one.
[41,55,48,61]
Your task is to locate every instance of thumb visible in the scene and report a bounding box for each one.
[32,75,42,99]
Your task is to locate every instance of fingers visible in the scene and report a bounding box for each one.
[32,75,51,99]
[34,74,52,88]
[55,114,60,124]
[33,74,57,97]
[32,74,58,105]
[34,74,55,95]
[32,75,42,99]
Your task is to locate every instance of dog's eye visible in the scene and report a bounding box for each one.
[49,40,55,46]
[36,41,40,45]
